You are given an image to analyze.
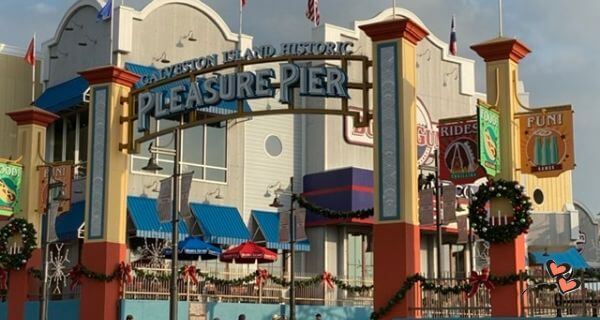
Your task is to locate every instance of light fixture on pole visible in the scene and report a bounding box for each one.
[141,129,181,320]
[266,177,297,320]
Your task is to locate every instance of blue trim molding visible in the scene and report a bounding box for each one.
[87,86,109,239]
[376,42,401,221]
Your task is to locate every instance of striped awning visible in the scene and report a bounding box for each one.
[190,203,250,245]
[251,210,310,252]
[127,196,188,240]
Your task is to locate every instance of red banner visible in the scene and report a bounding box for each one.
[438,117,486,185]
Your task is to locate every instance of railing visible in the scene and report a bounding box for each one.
[124,267,372,307]
[524,275,600,317]
[413,276,491,318]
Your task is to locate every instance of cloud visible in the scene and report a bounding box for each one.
[31,2,58,15]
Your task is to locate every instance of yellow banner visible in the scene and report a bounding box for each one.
[517,106,574,177]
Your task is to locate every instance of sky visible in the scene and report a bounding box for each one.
[1,0,599,214]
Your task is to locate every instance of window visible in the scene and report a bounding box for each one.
[50,109,88,169]
[131,120,228,183]
[264,135,283,157]
[347,233,373,282]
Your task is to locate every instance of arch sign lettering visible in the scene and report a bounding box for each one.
[124,42,372,152]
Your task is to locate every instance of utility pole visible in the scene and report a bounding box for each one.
[434,150,443,278]
[289,176,296,320]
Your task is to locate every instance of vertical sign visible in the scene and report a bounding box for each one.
[438,118,486,184]
[179,172,194,218]
[477,103,500,176]
[157,177,172,223]
[419,189,434,225]
[38,165,73,214]
[377,42,400,220]
[294,209,307,241]
[279,211,289,242]
[442,185,456,224]
[0,161,23,217]
[47,201,60,242]
[88,87,108,239]
[457,216,469,244]
[517,106,574,177]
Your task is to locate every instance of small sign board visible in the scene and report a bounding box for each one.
[442,185,456,224]
[157,177,173,223]
[419,189,435,225]
[438,117,486,184]
[38,165,73,215]
[477,103,501,176]
[0,161,23,217]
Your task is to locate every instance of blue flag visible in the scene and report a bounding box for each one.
[97,0,112,21]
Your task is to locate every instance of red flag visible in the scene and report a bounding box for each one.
[306,0,320,26]
[24,37,35,66]
[449,16,457,55]
[242,0,247,6]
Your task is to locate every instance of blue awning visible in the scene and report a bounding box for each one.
[529,248,590,270]
[34,76,88,113]
[55,201,85,241]
[125,62,252,115]
[251,210,310,252]
[190,203,250,245]
[127,196,188,240]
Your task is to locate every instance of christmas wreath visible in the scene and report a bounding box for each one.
[0,218,37,269]
[468,179,533,243]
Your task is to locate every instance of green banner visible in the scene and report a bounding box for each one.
[0,162,23,217]
[478,103,500,176]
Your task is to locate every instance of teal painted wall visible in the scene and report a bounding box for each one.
[120,300,189,320]
[24,300,80,320]
[0,302,6,320]
[206,302,372,320]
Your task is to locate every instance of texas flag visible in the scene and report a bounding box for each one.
[97,0,112,21]
[449,15,457,55]
[24,36,35,66]
[242,0,247,6]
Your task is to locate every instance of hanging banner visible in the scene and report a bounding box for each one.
[442,185,457,224]
[419,189,435,225]
[439,117,486,184]
[38,165,73,215]
[477,103,501,176]
[457,216,469,244]
[0,161,23,217]
[179,172,194,218]
[157,177,173,223]
[517,106,574,177]
[47,201,60,242]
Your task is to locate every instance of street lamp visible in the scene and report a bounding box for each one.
[268,177,296,320]
[39,166,65,320]
[141,129,181,320]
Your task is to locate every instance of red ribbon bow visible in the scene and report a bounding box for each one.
[119,262,133,285]
[68,265,83,290]
[321,272,334,289]
[0,268,8,291]
[182,265,198,285]
[467,268,495,298]
[256,269,269,287]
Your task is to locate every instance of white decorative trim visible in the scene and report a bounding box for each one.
[574,201,599,226]
[130,0,252,43]
[318,7,476,96]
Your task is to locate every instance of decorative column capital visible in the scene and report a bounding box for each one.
[79,66,140,88]
[471,37,532,63]
[6,107,59,127]
[360,18,429,44]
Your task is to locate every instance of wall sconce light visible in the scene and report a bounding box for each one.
[50,49,69,59]
[204,188,224,203]
[264,182,285,197]
[416,49,431,68]
[65,21,84,32]
[443,67,459,87]
[185,31,197,42]
[154,52,170,64]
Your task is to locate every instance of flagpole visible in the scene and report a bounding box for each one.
[498,0,503,37]
[31,33,36,102]
[110,0,114,65]
[393,0,396,19]
[313,0,317,28]
[238,0,243,52]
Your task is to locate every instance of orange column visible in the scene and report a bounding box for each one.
[77,66,139,320]
[6,108,59,320]
[360,19,428,318]
[471,38,532,316]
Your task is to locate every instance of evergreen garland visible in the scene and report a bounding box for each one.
[293,194,374,219]
[468,179,533,243]
[0,218,37,270]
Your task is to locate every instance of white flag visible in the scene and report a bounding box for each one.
[157,177,172,223]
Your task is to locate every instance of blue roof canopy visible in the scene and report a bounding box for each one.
[190,203,250,245]
[251,210,310,252]
[125,62,252,115]
[55,201,85,241]
[34,76,88,113]
[529,248,589,270]
[127,196,188,240]
[163,236,221,261]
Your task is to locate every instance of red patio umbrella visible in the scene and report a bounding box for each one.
[219,241,278,264]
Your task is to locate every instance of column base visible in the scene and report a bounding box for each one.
[80,242,125,320]
[373,222,421,319]
[490,234,527,316]
[7,249,41,320]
